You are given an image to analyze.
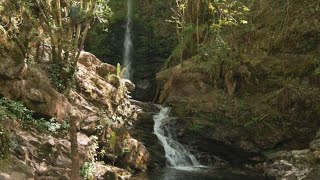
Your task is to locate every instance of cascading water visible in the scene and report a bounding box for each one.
[153,106,200,168]
[122,0,133,80]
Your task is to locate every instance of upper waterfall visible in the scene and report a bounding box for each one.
[122,0,133,80]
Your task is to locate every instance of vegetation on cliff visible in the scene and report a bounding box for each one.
[156,0,320,178]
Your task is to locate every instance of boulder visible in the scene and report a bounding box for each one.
[96,63,116,78]
[310,139,320,151]
[78,51,101,69]
[263,149,315,180]
[123,79,135,92]
[0,41,27,79]
[121,138,150,171]
[156,63,212,103]
[95,162,131,180]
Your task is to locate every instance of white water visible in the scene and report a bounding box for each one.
[153,106,200,168]
[122,0,133,80]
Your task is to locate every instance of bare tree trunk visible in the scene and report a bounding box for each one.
[74,21,91,62]
[70,114,80,180]
[196,0,201,52]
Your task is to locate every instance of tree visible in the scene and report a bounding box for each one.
[195,0,201,51]
[0,0,112,91]
[168,0,189,66]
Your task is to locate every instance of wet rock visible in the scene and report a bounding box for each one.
[127,103,166,168]
[136,79,151,90]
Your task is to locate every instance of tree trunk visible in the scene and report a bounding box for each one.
[196,0,201,52]
[70,114,80,180]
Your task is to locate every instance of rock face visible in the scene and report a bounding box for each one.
[0,41,71,120]
[73,52,138,130]
[0,40,150,179]
[11,130,94,179]
[121,138,150,171]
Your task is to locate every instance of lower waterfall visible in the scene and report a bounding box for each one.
[153,106,200,168]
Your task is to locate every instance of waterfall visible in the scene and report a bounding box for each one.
[122,0,133,80]
[153,106,200,168]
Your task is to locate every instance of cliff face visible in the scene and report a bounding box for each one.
[0,36,151,179]
[156,0,320,178]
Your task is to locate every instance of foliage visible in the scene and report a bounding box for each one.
[0,124,10,160]
[167,0,189,65]
[187,32,239,83]
[111,132,118,165]
[313,57,320,75]
[0,97,33,122]
[165,0,249,70]
[0,0,113,92]
[117,63,121,77]
[39,118,70,135]
[80,162,96,180]
[208,0,249,30]
[0,97,69,134]
[49,61,76,92]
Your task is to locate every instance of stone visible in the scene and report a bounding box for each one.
[0,70,72,120]
[95,162,131,180]
[123,79,135,92]
[26,88,48,103]
[305,165,320,180]
[121,138,150,171]
[0,42,27,79]
[73,51,137,127]
[136,79,151,90]
[0,157,35,180]
[96,63,116,78]
[316,129,320,139]
[291,149,310,155]
[310,139,320,150]
[78,51,101,69]
[266,151,289,160]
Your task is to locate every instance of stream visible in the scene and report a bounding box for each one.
[148,106,271,180]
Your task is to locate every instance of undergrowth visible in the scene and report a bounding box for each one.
[0,97,69,135]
